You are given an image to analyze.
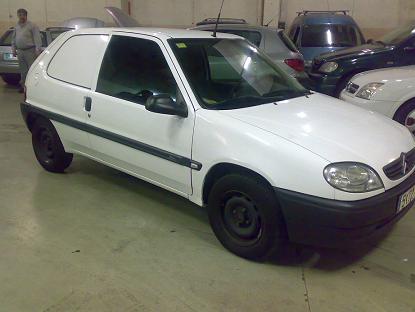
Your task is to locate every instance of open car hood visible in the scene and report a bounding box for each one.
[105,7,140,27]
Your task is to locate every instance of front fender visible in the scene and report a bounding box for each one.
[189,110,334,206]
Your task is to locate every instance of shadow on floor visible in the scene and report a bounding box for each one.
[34,156,394,271]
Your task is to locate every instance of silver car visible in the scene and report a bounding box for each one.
[0,27,70,85]
[192,19,308,81]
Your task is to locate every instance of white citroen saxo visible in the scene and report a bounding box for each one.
[21,28,415,260]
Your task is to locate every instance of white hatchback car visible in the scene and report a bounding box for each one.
[340,66,415,131]
[21,28,415,260]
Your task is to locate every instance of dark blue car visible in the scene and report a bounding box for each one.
[288,10,365,66]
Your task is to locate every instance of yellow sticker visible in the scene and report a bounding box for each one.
[176,43,187,48]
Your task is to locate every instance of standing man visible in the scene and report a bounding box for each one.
[11,8,42,93]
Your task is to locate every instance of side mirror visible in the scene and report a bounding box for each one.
[366,39,374,44]
[404,46,415,52]
[145,94,188,118]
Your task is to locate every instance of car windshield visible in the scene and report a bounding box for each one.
[301,24,363,47]
[169,38,308,110]
[379,24,415,45]
[0,30,13,46]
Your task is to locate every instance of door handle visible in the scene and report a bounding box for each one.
[84,97,92,112]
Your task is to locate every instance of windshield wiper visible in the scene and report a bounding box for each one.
[210,96,271,110]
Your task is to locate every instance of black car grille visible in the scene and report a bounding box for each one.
[384,148,415,180]
[346,82,360,94]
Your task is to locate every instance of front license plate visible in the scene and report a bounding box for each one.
[398,185,415,213]
[3,53,17,61]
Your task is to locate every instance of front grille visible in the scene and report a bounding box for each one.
[346,82,360,94]
[384,148,415,180]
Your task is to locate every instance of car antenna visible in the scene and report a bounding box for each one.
[212,0,225,37]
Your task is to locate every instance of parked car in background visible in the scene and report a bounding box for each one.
[340,66,415,132]
[288,10,365,66]
[309,21,415,97]
[62,17,105,29]
[22,27,415,259]
[192,18,310,86]
[0,27,70,85]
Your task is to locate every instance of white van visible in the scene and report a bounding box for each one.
[21,28,415,260]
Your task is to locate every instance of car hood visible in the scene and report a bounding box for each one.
[300,47,344,62]
[316,44,393,61]
[352,65,415,83]
[219,93,414,174]
[105,7,140,27]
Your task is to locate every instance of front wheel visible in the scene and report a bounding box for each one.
[32,118,73,173]
[394,99,415,133]
[208,173,286,260]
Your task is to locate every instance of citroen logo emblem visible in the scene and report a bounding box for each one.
[401,153,408,175]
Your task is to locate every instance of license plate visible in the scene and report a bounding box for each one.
[3,53,17,61]
[398,185,415,213]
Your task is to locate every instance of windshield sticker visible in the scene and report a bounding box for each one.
[176,43,187,48]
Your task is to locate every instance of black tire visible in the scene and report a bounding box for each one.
[32,118,73,173]
[1,74,21,86]
[207,173,286,260]
[393,99,415,131]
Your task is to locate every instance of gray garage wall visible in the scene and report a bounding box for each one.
[0,0,122,34]
[0,0,414,39]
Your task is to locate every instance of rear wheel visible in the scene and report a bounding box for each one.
[32,118,73,173]
[207,173,286,260]
[394,99,415,133]
[1,73,21,86]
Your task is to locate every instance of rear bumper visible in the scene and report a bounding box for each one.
[0,61,20,74]
[307,72,340,96]
[275,172,415,247]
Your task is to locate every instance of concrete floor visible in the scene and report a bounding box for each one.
[0,81,414,312]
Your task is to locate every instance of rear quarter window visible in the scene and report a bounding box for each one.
[47,34,109,89]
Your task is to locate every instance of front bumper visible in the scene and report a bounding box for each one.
[275,172,415,248]
[0,60,20,74]
[307,71,340,96]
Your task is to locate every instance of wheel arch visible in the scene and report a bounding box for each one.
[392,97,415,121]
[202,162,275,206]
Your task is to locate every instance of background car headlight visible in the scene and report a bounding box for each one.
[319,62,338,73]
[355,82,384,100]
[323,163,384,193]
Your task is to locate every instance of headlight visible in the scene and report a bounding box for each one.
[355,82,384,100]
[319,62,338,73]
[323,163,384,193]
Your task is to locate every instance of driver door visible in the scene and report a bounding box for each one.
[87,33,196,196]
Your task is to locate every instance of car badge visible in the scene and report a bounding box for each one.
[401,153,408,175]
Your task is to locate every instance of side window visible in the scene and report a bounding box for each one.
[40,32,47,47]
[48,35,109,88]
[221,29,262,47]
[292,27,300,45]
[96,36,178,105]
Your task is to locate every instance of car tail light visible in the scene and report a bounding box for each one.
[284,59,305,72]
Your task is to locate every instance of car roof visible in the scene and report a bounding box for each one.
[69,27,241,40]
[293,13,357,25]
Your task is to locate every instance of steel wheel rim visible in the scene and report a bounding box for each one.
[221,191,262,244]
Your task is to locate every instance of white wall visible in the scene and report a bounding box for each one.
[130,0,263,27]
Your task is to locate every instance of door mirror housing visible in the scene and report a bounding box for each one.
[145,94,188,118]
[366,38,374,44]
[404,46,415,53]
